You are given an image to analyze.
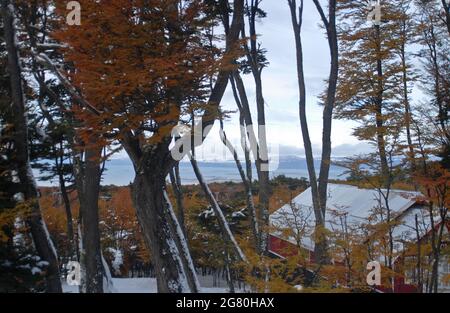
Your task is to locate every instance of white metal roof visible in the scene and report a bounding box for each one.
[270,184,430,251]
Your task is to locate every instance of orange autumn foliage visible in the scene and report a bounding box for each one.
[53,0,221,146]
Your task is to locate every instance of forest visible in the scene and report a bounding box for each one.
[0,0,449,294]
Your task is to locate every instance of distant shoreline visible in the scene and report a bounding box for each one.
[35,157,349,187]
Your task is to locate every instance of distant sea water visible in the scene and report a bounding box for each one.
[37,157,346,186]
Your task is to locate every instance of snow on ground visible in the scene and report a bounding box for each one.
[62,278,233,293]
[109,278,158,293]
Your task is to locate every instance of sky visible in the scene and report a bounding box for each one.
[113,1,381,162]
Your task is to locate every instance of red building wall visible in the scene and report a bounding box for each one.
[269,234,419,293]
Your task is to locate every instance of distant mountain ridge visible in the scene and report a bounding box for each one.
[36,156,349,187]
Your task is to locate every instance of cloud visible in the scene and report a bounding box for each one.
[332,143,374,157]
[277,142,374,158]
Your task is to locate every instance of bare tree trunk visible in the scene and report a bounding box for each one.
[313,1,339,264]
[190,154,247,263]
[76,147,104,293]
[244,1,270,254]
[427,200,438,293]
[169,164,186,236]
[224,249,236,293]
[219,111,259,250]
[59,169,75,253]
[77,223,86,292]
[415,214,423,293]
[131,170,198,293]
[399,28,416,172]
[374,24,390,182]
[442,0,450,36]
[120,129,200,293]
[55,145,75,258]
[383,193,395,290]
[288,0,331,264]
[2,0,62,293]
[429,213,446,293]
[218,1,270,254]
[231,70,269,253]
[164,189,201,293]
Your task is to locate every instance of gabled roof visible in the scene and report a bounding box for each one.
[270,184,429,251]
